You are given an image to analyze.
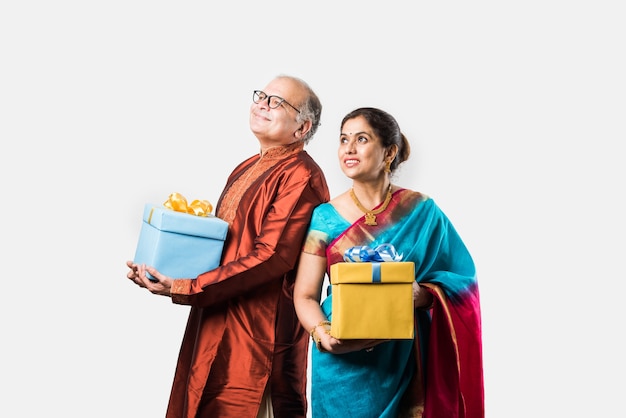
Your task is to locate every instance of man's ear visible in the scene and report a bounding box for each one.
[296,120,312,138]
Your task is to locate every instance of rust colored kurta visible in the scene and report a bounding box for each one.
[167,142,329,418]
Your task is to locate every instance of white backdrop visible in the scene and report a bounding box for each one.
[1,1,624,417]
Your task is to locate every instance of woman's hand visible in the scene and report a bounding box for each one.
[317,330,388,355]
[413,281,433,309]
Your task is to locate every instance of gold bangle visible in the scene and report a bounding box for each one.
[310,320,331,352]
[317,320,331,330]
[309,320,331,336]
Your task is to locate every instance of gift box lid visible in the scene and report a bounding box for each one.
[142,203,228,240]
[330,261,415,284]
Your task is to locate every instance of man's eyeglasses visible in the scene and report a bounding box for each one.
[253,90,301,114]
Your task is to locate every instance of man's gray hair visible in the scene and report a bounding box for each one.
[278,75,322,145]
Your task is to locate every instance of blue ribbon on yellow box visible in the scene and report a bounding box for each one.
[343,244,403,283]
[343,243,403,262]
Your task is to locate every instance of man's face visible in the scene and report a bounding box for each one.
[249,77,304,148]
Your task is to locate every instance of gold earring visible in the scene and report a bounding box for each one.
[384,160,391,173]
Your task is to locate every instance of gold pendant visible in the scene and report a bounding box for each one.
[364,213,377,226]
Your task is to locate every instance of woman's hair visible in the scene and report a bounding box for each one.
[277,75,322,145]
[341,107,411,172]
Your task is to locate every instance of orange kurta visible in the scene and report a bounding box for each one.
[167,142,329,418]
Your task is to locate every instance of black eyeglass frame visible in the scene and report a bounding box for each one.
[253,90,301,114]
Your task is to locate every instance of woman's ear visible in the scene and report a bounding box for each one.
[387,144,399,161]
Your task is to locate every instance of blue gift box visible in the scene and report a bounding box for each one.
[133,203,228,279]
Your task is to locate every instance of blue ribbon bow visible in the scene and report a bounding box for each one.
[343,243,403,263]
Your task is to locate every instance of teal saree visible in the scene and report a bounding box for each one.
[303,189,484,418]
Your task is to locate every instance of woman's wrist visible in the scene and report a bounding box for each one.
[309,320,331,352]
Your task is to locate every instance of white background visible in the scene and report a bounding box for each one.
[1,1,624,417]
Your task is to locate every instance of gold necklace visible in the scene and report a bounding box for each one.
[350,184,392,226]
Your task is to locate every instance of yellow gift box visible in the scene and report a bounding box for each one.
[329,261,415,339]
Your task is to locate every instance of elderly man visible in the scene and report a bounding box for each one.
[127,75,330,418]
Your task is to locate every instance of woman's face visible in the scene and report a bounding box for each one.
[338,115,388,182]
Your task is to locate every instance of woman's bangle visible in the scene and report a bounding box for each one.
[309,320,331,352]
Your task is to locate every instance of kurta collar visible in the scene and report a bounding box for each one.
[259,141,304,159]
